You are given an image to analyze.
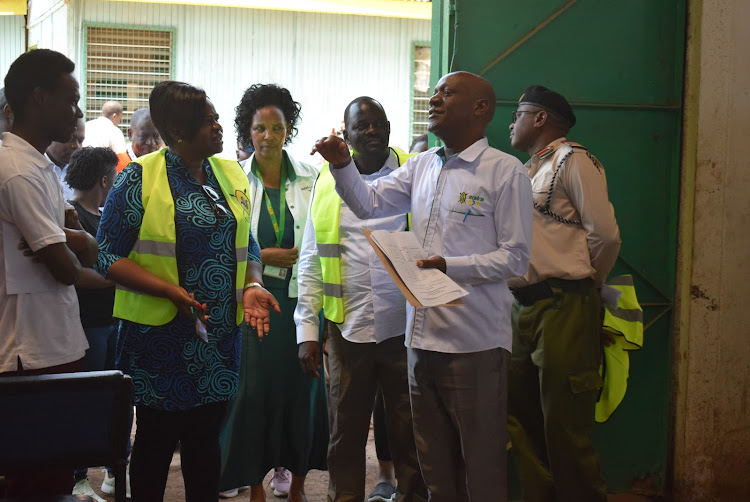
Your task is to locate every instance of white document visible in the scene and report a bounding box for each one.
[368,230,468,307]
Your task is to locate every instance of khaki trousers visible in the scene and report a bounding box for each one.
[507,280,608,502]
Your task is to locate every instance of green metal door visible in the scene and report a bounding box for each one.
[431,0,686,495]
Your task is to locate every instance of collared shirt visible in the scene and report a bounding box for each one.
[83,116,126,153]
[45,153,74,201]
[331,137,533,353]
[0,132,88,372]
[242,150,319,299]
[295,149,408,345]
[507,137,620,288]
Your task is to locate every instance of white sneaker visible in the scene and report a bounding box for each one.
[101,469,132,498]
[270,468,291,497]
[73,478,106,502]
[219,486,249,498]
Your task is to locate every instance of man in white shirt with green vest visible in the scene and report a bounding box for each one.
[295,97,427,502]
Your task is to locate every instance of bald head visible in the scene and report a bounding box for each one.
[102,100,123,126]
[128,107,161,157]
[428,71,496,151]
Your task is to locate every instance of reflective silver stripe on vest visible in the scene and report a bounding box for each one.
[606,306,643,323]
[133,239,176,257]
[236,247,248,262]
[607,276,634,287]
[236,289,244,304]
[323,282,343,298]
[317,243,340,258]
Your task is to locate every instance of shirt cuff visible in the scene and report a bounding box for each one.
[296,324,321,345]
[443,256,471,281]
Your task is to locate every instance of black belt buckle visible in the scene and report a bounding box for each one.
[510,281,554,307]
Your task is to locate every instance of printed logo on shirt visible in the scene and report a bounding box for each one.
[458,192,484,206]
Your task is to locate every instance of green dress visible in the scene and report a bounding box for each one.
[219,186,329,489]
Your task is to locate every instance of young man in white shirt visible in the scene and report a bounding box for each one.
[313,72,533,502]
[296,97,426,502]
[0,48,98,497]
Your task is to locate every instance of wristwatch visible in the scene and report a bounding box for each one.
[244,282,263,290]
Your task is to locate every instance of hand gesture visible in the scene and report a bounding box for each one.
[298,341,322,378]
[243,286,282,338]
[311,135,351,169]
[260,247,299,268]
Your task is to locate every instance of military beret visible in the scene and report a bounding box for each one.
[518,85,576,128]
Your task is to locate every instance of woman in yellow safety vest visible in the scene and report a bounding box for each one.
[94,81,279,501]
[218,84,328,502]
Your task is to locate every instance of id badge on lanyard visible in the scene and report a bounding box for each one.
[255,159,290,280]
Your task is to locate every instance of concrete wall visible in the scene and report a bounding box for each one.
[674,0,750,499]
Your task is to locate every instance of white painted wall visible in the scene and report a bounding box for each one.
[34,0,430,160]
[674,0,750,500]
[27,0,71,58]
[0,16,25,83]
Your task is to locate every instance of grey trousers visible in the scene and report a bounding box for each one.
[327,325,427,502]
[408,346,510,502]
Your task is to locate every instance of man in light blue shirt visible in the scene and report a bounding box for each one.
[313,71,533,502]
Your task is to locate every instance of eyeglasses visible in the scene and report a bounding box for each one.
[511,109,539,123]
[202,185,229,218]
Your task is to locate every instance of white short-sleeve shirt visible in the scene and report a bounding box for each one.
[0,132,88,372]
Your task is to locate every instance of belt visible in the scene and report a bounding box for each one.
[510,278,593,307]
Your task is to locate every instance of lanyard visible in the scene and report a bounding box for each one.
[253,158,287,247]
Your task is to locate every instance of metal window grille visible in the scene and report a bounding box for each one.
[412,44,431,143]
[85,26,173,134]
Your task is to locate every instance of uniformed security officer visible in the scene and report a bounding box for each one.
[507,85,621,502]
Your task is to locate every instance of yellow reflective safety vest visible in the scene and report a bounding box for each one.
[595,275,643,422]
[310,147,413,323]
[113,148,252,326]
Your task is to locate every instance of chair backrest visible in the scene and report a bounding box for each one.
[0,370,131,502]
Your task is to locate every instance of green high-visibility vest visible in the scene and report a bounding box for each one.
[310,147,413,323]
[113,148,252,326]
[596,275,644,422]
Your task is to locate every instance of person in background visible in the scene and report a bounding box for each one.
[94,80,280,501]
[313,71,533,502]
[83,100,126,153]
[219,84,328,502]
[295,96,426,502]
[46,117,85,199]
[409,133,428,155]
[115,107,162,173]
[64,146,123,502]
[506,85,620,502]
[0,48,97,499]
[236,140,253,162]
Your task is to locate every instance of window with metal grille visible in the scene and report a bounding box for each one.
[411,44,431,144]
[84,25,173,135]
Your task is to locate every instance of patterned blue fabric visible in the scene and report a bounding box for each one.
[95,151,262,411]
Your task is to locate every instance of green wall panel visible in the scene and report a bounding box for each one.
[433,0,686,495]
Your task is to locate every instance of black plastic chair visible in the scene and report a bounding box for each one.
[0,370,132,502]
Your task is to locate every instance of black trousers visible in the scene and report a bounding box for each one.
[130,401,228,502]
